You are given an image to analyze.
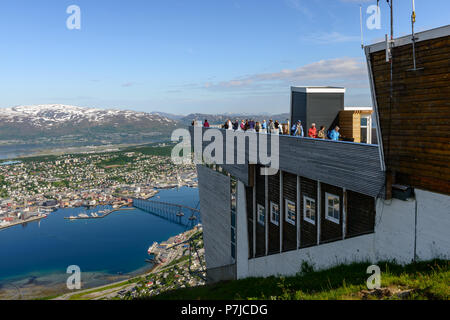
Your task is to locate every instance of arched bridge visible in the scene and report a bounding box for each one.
[132,198,201,228]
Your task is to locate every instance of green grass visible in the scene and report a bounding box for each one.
[165,255,190,268]
[123,145,175,157]
[69,278,139,300]
[145,259,449,300]
[98,155,136,167]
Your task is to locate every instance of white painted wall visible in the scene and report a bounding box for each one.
[374,197,416,264]
[415,189,450,261]
[238,189,449,278]
[246,235,375,278]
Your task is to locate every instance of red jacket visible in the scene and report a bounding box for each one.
[204,121,210,127]
[308,127,317,138]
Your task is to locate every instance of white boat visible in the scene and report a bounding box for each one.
[148,242,158,254]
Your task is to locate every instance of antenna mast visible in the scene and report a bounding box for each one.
[390,0,394,41]
[408,0,422,71]
[360,5,364,49]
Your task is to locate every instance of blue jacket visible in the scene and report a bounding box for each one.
[329,130,340,141]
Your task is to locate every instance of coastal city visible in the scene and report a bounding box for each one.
[0,144,197,230]
[53,225,206,300]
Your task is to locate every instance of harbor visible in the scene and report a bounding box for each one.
[0,186,199,300]
[64,206,135,220]
[0,214,47,231]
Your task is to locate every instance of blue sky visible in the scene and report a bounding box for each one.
[0,0,448,115]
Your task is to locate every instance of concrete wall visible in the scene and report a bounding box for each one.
[244,234,375,278]
[373,197,416,263]
[207,264,237,283]
[197,165,234,270]
[416,189,450,261]
[236,188,449,278]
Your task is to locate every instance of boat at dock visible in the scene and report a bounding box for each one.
[148,242,158,254]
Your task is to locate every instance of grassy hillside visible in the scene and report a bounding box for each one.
[146,259,449,300]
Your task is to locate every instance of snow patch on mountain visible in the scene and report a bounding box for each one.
[0,104,176,127]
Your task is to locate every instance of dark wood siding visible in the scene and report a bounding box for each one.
[300,177,317,248]
[346,191,375,238]
[268,172,280,254]
[320,183,343,244]
[245,186,254,258]
[255,165,266,257]
[370,34,450,195]
[283,172,297,252]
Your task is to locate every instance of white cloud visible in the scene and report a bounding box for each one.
[205,57,368,90]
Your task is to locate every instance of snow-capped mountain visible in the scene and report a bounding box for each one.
[0,104,176,127]
[0,104,180,145]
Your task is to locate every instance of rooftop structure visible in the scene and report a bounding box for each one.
[192,25,450,283]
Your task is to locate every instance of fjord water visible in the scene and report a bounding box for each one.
[0,187,199,293]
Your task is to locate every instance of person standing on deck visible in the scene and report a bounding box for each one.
[294,120,304,137]
[317,126,326,139]
[308,123,317,138]
[239,120,245,131]
[329,126,340,141]
[274,120,280,135]
[261,120,267,133]
[255,121,261,132]
[203,119,210,128]
[233,120,239,130]
[268,119,275,134]
[248,119,255,132]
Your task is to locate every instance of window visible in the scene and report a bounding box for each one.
[360,116,368,144]
[325,193,340,224]
[257,204,265,226]
[303,196,316,225]
[270,202,280,226]
[285,199,296,225]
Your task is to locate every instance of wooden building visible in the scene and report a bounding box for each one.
[365,25,450,196]
[338,109,374,144]
[193,25,450,283]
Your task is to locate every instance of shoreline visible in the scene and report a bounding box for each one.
[0,215,47,231]
[0,224,200,300]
